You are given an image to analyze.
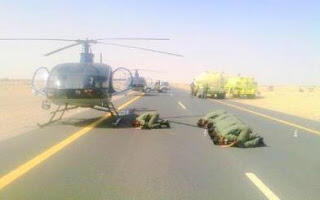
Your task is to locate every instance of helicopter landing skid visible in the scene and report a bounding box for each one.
[92,106,119,116]
[37,104,78,128]
[93,103,123,127]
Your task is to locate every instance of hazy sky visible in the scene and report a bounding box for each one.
[0,0,319,85]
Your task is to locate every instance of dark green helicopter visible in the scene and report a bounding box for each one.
[0,38,182,126]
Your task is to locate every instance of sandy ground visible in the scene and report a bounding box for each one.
[1,80,319,141]
[172,83,320,122]
[231,86,320,121]
[0,80,130,141]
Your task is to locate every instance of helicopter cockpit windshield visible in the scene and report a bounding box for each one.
[47,63,111,90]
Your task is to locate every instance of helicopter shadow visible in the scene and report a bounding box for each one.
[62,113,138,129]
[140,93,158,97]
[133,108,157,112]
[61,109,200,129]
[61,108,158,129]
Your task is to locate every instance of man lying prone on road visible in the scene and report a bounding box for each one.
[132,112,170,129]
[198,110,264,147]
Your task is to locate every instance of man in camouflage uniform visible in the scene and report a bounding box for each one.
[190,81,196,96]
[197,110,227,127]
[197,84,209,99]
[132,112,170,129]
[198,110,264,148]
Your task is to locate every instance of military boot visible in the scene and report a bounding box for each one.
[160,120,170,128]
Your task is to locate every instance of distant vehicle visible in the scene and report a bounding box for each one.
[149,80,170,93]
[224,76,257,98]
[131,69,163,92]
[193,72,226,99]
[151,80,161,92]
[159,81,170,92]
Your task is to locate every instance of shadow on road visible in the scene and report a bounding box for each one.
[140,93,158,97]
[61,113,138,129]
[163,114,203,119]
[168,120,199,128]
[133,108,157,112]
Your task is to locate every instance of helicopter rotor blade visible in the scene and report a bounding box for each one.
[96,38,169,41]
[0,38,79,42]
[44,42,82,56]
[98,42,183,57]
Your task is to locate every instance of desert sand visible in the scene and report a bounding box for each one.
[231,86,320,121]
[0,80,127,141]
[172,83,320,122]
[1,80,319,141]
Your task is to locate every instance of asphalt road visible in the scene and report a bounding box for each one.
[0,88,320,200]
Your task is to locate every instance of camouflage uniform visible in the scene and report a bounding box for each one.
[136,112,170,129]
[197,84,209,98]
[197,110,227,127]
[201,111,263,148]
[215,122,262,147]
[204,110,227,121]
[190,82,195,96]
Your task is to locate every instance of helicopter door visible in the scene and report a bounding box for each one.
[31,67,49,96]
[112,67,133,94]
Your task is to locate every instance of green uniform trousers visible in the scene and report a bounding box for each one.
[137,112,161,129]
[201,111,263,147]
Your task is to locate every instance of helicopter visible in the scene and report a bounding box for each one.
[0,38,182,126]
[130,68,163,92]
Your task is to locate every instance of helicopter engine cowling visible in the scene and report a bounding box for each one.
[45,63,113,107]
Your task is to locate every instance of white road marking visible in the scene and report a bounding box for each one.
[212,99,320,136]
[246,172,280,200]
[294,129,298,138]
[178,101,187,110]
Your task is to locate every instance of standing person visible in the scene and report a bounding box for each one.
[203,83,209,98]
[154,80,161,92]
[190,81,195,96]
[197,85,205,98]
[197,83,209,98]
